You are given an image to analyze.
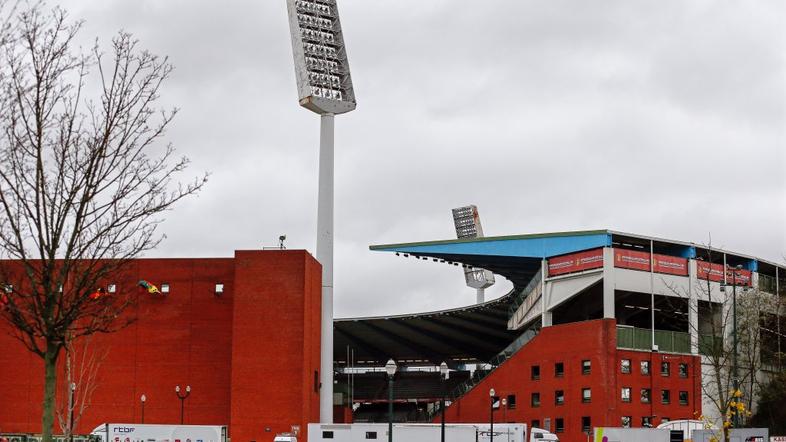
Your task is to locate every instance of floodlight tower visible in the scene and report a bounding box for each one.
[452,205,495,303]
[286,0,357,423]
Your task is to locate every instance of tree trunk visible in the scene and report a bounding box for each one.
[42,343,61,442]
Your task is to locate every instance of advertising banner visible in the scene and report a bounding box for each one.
[726,268,752,286]
[696,262,725,282]
[614,249,688,276]
[548,248,604,276]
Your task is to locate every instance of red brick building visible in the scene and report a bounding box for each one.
[0,250,321,442]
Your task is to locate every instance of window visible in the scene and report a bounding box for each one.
[640,360,650,375]
[621,359,631,374]
[621,416,632,428]
[582,388,591,403]
[107,284,117,293]
[555,362,564,377]
[642,416,653,428]
[555,390,564,405]
[662,417,670,423]
[161,283,170,294]
[323,431,334,439]
[679,363,688,378]
[365,432,377,439]
[531,365,541,380]
[215,283,224,294]
[543,418,551,432]
[679,391,689,405]
[532,420,540,429]
[641,388,651,403]
[555,418,564,433]
[2,284,12,293]
[582,359,591,374]
[661,361,670,376]
[661,389,671,404]
[507,394,517,409]
[531,392,541,407]
[621,387,631,402]
[581,416,591,434]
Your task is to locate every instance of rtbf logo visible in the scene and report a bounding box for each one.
[113,428,135,433]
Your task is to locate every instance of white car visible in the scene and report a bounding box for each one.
[529,427,559,442]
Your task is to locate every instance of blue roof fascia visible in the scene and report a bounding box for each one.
[374,232,612,259]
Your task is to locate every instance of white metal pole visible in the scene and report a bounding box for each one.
[476,288,485,304]
[317,113,335,423]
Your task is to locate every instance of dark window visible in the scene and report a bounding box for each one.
[531,365,541,380]
[641,388,651,403]
[543,418,551,432]
[555,390,564,405]
[507,394,517,409]
[582,388,591,403]
[555,418,564,433]
[531,392,541,407]
[532,420,540,429]
[679,391,689,405]
[582,360,591,374]
[621,416,631,428]
[679,363,688,378]
[323,431,334,439]
[642,416,652,427]
[641,360,650,375]
[581,416,591,434]
[555,362,564,377]
[661,389,671,404]
[661,361,670,376]
[365,432,377,439]
[621,387,631,402]
[621,359,631,374]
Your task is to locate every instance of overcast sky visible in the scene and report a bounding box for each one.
[58,0,785,318]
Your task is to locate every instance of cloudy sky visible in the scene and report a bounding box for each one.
[57,0,785,317]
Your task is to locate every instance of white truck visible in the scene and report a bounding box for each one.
[90,424,227,442]
[306,423,554,442]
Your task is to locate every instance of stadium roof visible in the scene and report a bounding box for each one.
[335,229,784,367]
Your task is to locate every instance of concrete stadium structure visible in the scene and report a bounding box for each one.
[1,230,783,442]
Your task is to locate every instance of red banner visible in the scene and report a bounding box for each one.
[653,254,688,276]
[548,248,604,276]
[614,249,688,276]
[696,262,752,286]
[614,249,650,271]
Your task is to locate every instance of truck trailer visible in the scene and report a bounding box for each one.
[307,423,527,442]
[90,424,227,442]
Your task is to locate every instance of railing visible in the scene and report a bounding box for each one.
[427,328,539,421]
[758,274,786,295]
[698,334,724,356]
[507,267,543,318]
[616,326,691,354]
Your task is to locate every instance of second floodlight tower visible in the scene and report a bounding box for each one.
[286,0,357,423]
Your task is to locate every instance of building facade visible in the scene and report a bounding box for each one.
[0,250,322,441]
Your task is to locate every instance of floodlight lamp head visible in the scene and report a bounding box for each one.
[286,0,356,115]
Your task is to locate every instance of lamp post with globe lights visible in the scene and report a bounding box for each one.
[175,385,191,424]
[140,394,146,423]
[489,388,496,442]
[385,359,397,442]
[439,362,449,442]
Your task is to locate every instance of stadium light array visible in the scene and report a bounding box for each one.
[286,0,357,424]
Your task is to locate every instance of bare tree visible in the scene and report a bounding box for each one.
[56,335,108,439]
[663,245,777,441]
[0,5,205,442]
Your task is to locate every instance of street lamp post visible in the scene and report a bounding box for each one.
[731,264,741,428]
[489,388,495,442]
[140,394,146,423]
[69,382,76,442]
[385,359,397,442]
[175,385,191,425]
[439,362,449,442]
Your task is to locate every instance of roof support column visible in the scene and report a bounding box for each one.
[540,260,552,327]
[689,259,699,355]
[602,247,615,319]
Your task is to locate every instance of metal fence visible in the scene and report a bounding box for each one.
[616,326,691,354]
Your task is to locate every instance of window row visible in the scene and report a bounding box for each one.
[530,388,593,406]
[531,360,591,379]
[621,387,689,405]
[621,416,677,428]
[530,417,592,434]
[620,359,689,377]
[3,282,226,295]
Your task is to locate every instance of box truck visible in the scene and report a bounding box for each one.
[90,424,227,442]
[307,423,531,442]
